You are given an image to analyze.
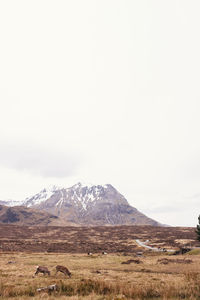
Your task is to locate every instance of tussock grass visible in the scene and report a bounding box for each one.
[1,278,200,299]
[188,248,200,255]
[0,252,200,299]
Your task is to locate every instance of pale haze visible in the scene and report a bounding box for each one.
[0,1,200,226]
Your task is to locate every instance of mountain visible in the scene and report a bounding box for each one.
[0,205,59,226]
[22,183,160,226]
[0,199,24,207]
[24,185,60,207]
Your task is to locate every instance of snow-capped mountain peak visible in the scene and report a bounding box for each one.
[24,185,61,207]
[69,183,102,210]
[70,182,95,189]
[0,182,160,226]
[23,183,116,210]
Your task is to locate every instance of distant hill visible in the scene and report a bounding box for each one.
[0,205,59,226]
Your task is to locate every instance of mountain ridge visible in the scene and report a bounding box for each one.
[0,205,59,226]
[22,182,161,226]
[0,183,161,226]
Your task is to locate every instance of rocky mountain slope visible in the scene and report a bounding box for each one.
[0,205,59,226]
[22,183,160,226]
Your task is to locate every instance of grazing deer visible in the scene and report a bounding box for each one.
[56,265,71,277]
[35,266,50,276]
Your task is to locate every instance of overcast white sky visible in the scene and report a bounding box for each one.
[0,1,200,226]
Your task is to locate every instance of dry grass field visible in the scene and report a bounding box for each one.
[1,251,200,299]
[0,225,199,299]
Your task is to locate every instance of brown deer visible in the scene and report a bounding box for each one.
[35,266,50,276]
[55,265,71,277]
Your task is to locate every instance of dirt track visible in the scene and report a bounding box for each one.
[0,225,197,253]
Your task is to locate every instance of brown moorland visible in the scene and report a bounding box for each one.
[0,225,197,253]
[0,225,199,299]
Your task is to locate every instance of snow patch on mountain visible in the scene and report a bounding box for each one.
[0,199,24,207]
[25,185,61,207]
[68,183,106,210]
[55,190,65,207]
[23,182,110,211]
[1,182,111,210]
[70,182,94,189]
